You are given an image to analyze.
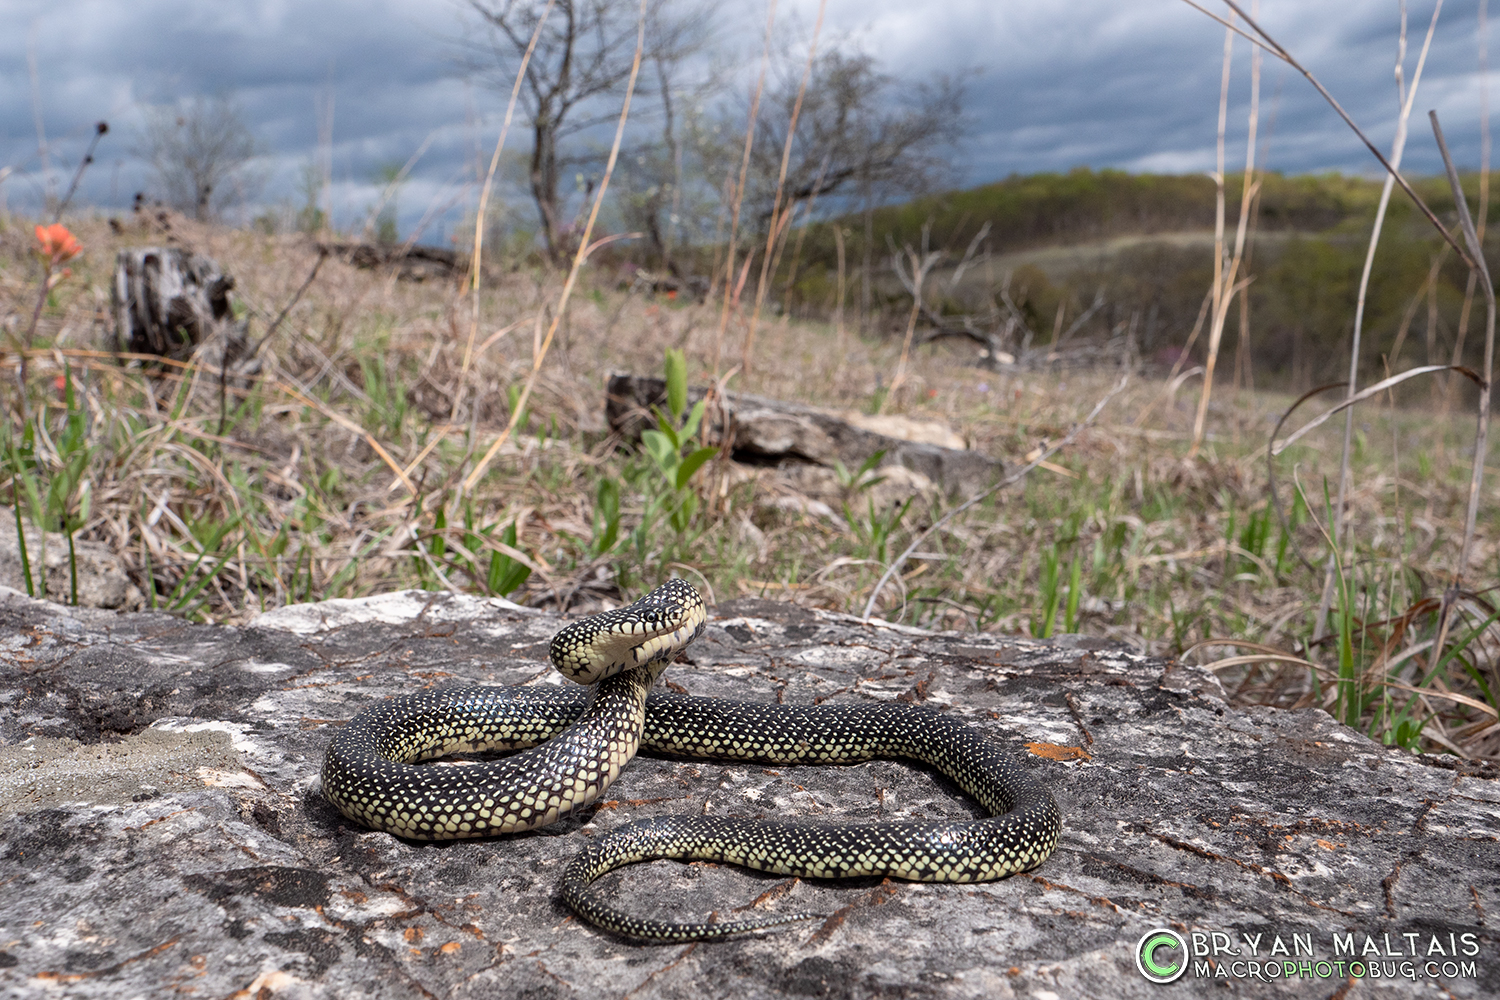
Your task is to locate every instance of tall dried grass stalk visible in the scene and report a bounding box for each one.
[1190,7,1259,455]
[1431,114,1497,584]
[712,0,778,377]
[1316,0,1441,639]
[1231,6,1263,398]
[462,0,648,493]
[391,0,554,498]
[744,0,826,374]
[1197,0,1473,267]
[1427,111,1497,671]
[1440,0,1491,415]
[778,152,832,309]
[462,0,555,383]
[833,223,848,363]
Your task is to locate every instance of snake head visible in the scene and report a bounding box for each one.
[550,579,707,684]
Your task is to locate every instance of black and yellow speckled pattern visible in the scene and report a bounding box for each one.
[562,696,1062,940]
[321,580,706,839]
[321,580,1061,941]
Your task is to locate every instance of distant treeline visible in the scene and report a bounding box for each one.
[761,168,1497,391]
[829,168,1496,254]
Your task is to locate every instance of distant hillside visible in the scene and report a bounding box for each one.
[796,168,1494,265]
[774,168,1497,390]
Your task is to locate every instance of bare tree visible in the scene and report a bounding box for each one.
[465,0,710,265]
[138,95,263,221]
[750,50,963,215]
[714,48,965,322]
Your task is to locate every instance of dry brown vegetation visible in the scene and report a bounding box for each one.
[0,203,1497,759]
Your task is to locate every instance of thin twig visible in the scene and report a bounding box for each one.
[246,248,329,361]
[51,121,108,224]
[778,152,833,306]
[861,375,1128,621]
[1440,0,1492,417]
[1272,364,1481,455]
[884,223,943,412]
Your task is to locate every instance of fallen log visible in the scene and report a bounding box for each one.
[606,374,1002,495]
[316,241,466,282]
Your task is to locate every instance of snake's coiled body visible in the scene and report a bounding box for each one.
[321,581,1061,940]
[572,694,1060,939]
[321,580,706,839]
[320,671,662,838]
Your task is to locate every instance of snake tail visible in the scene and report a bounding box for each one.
[561,699,1061,940]
[561,818,823,941]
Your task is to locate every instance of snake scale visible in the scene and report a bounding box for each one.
[321,579,1062,940]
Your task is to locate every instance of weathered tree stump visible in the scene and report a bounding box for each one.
[111,248,238,360]
[1,589,1494,997]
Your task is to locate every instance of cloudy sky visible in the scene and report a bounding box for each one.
[0,0,1491,243]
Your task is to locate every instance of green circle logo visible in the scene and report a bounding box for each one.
[1135,928,1189,983]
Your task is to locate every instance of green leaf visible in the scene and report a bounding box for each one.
[681,399,706,441]
[430,505,447,560]
[486,522,533,597]
[12,482,33,597]
[593,477,620,555]
[1064,550,1083,633]
[664,347,688,420]
[675,446,717,490]
[642,430,679,475]
[506,383,531,433]
[493,557,530,596]
[670,492,698,533]
[856,448,887,479]
[649,406,681,450]
[167,516,242,612]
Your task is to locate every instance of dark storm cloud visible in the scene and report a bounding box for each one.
[0,0,1492,240]
[824,0,1493,180]
[0,0,483,236]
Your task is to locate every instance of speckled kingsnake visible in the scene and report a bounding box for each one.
[321,579,1061,940]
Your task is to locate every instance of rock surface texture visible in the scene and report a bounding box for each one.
[0,588,1495,999]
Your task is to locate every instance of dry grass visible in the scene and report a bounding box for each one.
[1,208,1497,757]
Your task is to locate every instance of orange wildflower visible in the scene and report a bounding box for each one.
[34,223,82,265]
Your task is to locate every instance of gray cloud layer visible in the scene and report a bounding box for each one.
[0,0,1491,241]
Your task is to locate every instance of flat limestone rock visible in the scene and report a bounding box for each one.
[0,589,1495,999]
